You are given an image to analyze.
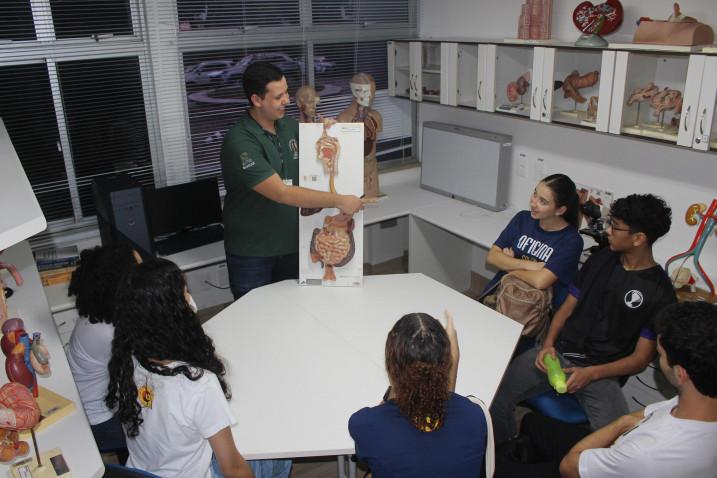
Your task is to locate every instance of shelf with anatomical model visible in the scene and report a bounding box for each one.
[421,42,442,102]
[616,53,688,143]
[550,49,602,128]
[494,45,535,117]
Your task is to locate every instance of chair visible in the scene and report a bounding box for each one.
[524,391,589,424]
[468,395,495,478]
[102,463,161,478]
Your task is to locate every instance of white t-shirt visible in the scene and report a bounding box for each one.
[126,361,237,478]
[579,396,717,478]
[66,318,115,425]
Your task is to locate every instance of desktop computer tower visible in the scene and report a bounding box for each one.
[92,174,154,257]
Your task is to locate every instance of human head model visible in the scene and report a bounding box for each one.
[385,313,451,432]
[350,72,376,108]
[655,301,717,397]
[68,244,139,326]
[609,194,671,245]
[295,85,320,122]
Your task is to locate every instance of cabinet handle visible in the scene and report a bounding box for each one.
[532,88,538,108]
[477,81,482,101]
[683,105,691,132]
[699,108,706,135]
[542,89,548,116]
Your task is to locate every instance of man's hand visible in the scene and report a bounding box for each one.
[502,247,515,257]
[336,195,364,215]
[565,366,597,393]
[535,346,556,373]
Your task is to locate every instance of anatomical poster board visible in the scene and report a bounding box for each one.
[299,122,364,287]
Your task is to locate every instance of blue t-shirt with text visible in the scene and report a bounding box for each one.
[485,210,583,308]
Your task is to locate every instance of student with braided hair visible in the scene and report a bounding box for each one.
[348,312,487,477]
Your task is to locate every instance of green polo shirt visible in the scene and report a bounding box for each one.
[220,114,299,257]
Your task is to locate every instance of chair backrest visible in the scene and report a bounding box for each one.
[468,395,495,478]
[103,463,161,478]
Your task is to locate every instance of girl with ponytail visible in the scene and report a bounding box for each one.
[483,173,583,310]
[349,312,487,477]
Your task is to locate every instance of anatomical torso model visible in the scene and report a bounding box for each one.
[337,73,383,198]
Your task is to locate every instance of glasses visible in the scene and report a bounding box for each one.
[605,217,632,233]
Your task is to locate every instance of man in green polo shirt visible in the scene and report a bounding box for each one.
[221,62,364,300]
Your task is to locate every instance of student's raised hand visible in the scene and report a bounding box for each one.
[444,310,459,355]
[535,346,557,373]
[564,366,597,393]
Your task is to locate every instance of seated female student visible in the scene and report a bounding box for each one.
[67,244,140,458]
[349,312,487,478]
[483,173,583,311]
[106,258,262,478]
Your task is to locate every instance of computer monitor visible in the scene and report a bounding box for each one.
[146,178,222,238]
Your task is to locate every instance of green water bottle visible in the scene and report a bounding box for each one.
[543,354,567,394]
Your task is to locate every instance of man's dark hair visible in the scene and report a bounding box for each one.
[610,194,671,245]
[243,62,284,103]
[655,301,717,398]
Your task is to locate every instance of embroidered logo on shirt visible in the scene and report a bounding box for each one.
[289,138,298,159]
[624,290,644,309]
[138,384,154,409]
[240,152,255,170]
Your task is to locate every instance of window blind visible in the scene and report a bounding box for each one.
[0,0,155,239]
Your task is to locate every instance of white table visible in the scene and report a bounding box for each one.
[1,242,104,478]
[203,273,522,462]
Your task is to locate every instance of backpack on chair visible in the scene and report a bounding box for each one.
[482,274,552,339]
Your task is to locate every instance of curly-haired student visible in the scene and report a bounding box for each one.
[106,258,262,478]
[349,312,487,478]
[67,244,140,457]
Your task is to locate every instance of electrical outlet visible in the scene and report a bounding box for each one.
[533,157,545,181]
[517,153,528,178]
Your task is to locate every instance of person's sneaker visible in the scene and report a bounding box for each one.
[496,435,541,464]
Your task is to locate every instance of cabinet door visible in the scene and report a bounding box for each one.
[539,47,555,123]
[693,56,717,151]
[388,41,410,99]
[595,50,616,132]
[388,41,396,97]
[455,43,479,108]
[441,43,458,106]
[410,41,422,101]
[478,44,497,112]
[676,55,706,147]
[529,47,546,121]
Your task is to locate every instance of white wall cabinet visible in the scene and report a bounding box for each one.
[390,39,717,155]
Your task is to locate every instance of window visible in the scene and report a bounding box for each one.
[179,1,416,185]
[0,1,36,42]
[0,64,71,221]
[57,56,154,217]
[176,0,301,30]
[50,0,134,39]
[184,45,305,180]
[0,1,153,242]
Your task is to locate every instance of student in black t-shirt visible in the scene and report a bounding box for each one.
[490,194,676,445]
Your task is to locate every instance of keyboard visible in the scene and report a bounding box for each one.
[155,224,224,256]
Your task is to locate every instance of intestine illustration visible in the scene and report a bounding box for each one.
[310,213,356,282]
[316,123,341,194]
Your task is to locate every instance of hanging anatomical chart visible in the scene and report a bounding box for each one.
[299,122,364,287]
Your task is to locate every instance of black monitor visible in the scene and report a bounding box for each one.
[146,178,222,238]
